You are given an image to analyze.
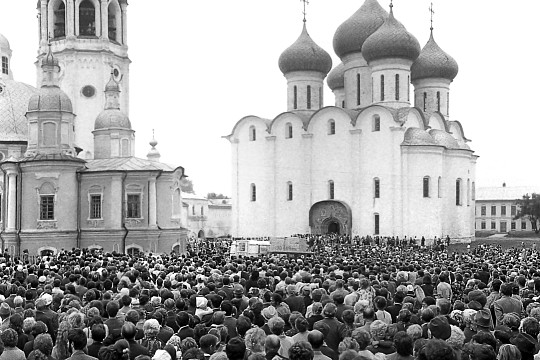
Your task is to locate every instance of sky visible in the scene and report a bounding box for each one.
[1,0,539,196]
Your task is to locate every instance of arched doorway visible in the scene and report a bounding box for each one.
[198,230,205,239]
[309,200,352,235]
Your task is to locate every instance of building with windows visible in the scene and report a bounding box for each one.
[0,1,188,256]
[475,184,539,234]
[181,194,232,240]
[226,0,477,241]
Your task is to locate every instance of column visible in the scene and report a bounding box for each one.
[149,178,157,227]
[120,3,127,45]
[66,0,76,38]
[6,173,17,231]
[100,0,108,40]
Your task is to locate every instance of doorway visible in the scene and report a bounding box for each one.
[328,221,340,234]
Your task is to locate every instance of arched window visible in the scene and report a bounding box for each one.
[249,126,256,141]
[456,179,462,206]
[328,120,336,135]
[328,180,335,200]
[372,115,380,132]
[423,92,427,112]
[192,205,195,215]
[341,100,345,108]
[438,176,442,198]
[374,213,380,235]
[307,85,312,109]
[472,181,476,201]
[108,1,121,43]
[201,206,204,216]
[395,74,400,100]
[285,123,293,139]
[423,176,430,198]
[287,182,293,201]
[374,178,380,198]
[250,183,257,202]
[1,56,8,75]
[380,75,385,101]
[357,73,361,106]
[41,122,57,146]
[437,91,441,112]
[52,1,66,38]
[293,86,298,110]
[79,0,96,36]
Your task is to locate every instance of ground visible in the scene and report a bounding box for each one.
[450,236,540,252]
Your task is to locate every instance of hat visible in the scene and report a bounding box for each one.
[323,303,337,318]
[262,305,277,320]
[429,316,451,340]
[41,293,53,306]
[511,333,536,355]
[0,303,10,317]
[474,309,491,329]
[233,285,244,295]
[38,275,47,283]
[35,297,47,308]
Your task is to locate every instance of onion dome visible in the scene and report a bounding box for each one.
[327,62,345,90]
[278,23,332,75]
[428,129,460,149]
[147,132,160,161]
[333,0,388,59]
[27,86,72,112]
[402,127,437,146]
[411,31,459,82]
[0,79,38,141]
[361,6,421,63]
[94,109,131,130]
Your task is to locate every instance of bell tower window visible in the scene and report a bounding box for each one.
[437,91,441,112]
[293,86,298,110]
[1,56,8,75]
[380,75,385,101]
[79,0,96,36]
[108,2,121,43]
[53,1,66,38]
[395,74,400,100]
[357,73,361,106]
[423,92,427,112]
[307,85,311,109]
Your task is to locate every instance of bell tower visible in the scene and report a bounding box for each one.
[36,0,130,159]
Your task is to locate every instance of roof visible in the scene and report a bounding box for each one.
[83,157,176,172]
[476,186,539,201]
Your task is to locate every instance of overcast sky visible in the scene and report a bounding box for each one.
[1,0,539,196]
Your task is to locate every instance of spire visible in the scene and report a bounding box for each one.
[429,2,435,33]
[147,129,161,161]
[301,0,309,23]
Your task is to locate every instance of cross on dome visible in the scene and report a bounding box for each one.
[300,0,309,23]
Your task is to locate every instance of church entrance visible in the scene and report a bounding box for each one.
[309,200,352,235]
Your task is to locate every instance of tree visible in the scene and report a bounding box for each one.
[180,178,195,194]
[514,193,540,233]
[207,192,229,199]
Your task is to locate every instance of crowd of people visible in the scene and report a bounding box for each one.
[0,234,538,360]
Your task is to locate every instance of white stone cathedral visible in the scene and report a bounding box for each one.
[226,0,477,241]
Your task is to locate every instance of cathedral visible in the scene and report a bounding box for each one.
[0,0,188,256]
[226,0,478,241]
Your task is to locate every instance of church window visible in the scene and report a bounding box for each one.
[407,76,410,101]
[374,213,380,235]
[437,91,441,112]
[357,74,361,106]
[307,85,312,109]
[287,182,293,201]
[40,195,55,220]
[423,177,430,198]
[456,179,462,206]
[41,122,57,147]
[374,178,380,198]
[472,181,476,201]
[328,181,335,200]
[108,1,121,43]
[285,123,293,139]
[126,194,141,218]
[372,115,380,132]
[293,86,298,110]
[438,176,442,198]
[423,92,427,112]
[481,206,486,216]
[341,100,345,108]
[250,184,256,202]
[53,1,66,38]
[82,85,96,98]
[90,194,102,219]
[380,75,385,101]
[201,206,204,216]
[249,126,256,141]
[79,0,96,37]
[395,74,400,100]
[1,56,8,75]
[328,120,335,135]
[192,205,195,215]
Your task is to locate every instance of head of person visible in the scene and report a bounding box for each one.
[121,322,137,341]
[307,330,325,350]
[67,328,87,351]
[226,337,247,360]
[429,316,451,340]
[393,331,413,357]
[33,333,54,358]
[497,344,522,360]
[267,316,285,336]
[199,334,219,355]
[288,341,314,360]
[369,320,387,341]
[244,328,266,353]
[0,328,18,348]
[143,319,160,338]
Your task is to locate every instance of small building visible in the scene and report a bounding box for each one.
[182,194,231,240]
[475,184,539,233]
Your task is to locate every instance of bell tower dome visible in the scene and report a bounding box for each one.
[36,0,130,160]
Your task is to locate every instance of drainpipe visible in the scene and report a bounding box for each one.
[76,172,82,249]
[121,171,128,253]
[155,171,163,254]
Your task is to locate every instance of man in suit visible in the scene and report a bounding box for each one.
[87,324,106,358]
[494,283,523,327]
[35,294,59,343]
[177,311,195,340]
[314,303,347,353]
[67,328,97,360]
[284,285,305,315]
[122,322,149,360]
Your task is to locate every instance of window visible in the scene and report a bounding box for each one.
[126,194,141,218]
[395,74,400,100]
[438,176,442,198]
[250,184,256,202]
[201,206,204,216]
[491,206,496,216]
[522,221,527,230]
[285,123,293,139]
[53,1,66,38]
[481,206,486,216]
[307,85,311,109]
[121,138,130,157]
[40,195,55,220]
[491,221,496,230]
[249,126,256,141]
[357,74,361,106]
[319,87,322,109]
[472,182,476,201]
[407,75,410,101]
[423,92,427,112]
[1,56,8,75]
[328,120,336,135]
[341,100,345,108]
[287,182,293,201]
[192,205,195,215]
[481,222,486,230]
[455,179,462,205]
[293,86,298,110]
[380,75,385,101]
[374,178,380,198]
[423,177,430,198]
[467,179,470,206]
[329,180,335,200]
[372,115,380,132]
[374,214,380,235]
[108,1,120,42]
[79,0,96,36]
[90,194,102,219]
[42,122,57,146]
[501,206,507,216]
[511,222,516,230]
[511,205,516,216]
[437,91,441,112]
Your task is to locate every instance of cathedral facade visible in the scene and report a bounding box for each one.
[0,0,188,256]
[226,0,478,241]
